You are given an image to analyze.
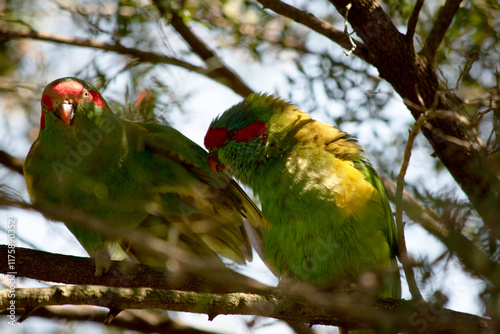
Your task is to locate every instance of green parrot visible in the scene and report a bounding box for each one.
[204,93,400,297]
[24,77,264,273]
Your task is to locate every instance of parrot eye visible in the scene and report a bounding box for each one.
[228,129,238,140]
[83,89,90,99]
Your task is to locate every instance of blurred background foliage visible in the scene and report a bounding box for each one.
[0,0,499,332]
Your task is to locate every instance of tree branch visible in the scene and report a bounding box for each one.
[0,246,271,294]
[0,22,200,70]
[0,244,494,332]
[23,306,215,334]
[406,0,425,43]
[381,177,500,285]
[421,0,464,64]
[256,0,370,63]
[0,22,247,96]
[395,113,427,302]
[0,150,24,175]
[1,285,492,333]
[153,2,254,97]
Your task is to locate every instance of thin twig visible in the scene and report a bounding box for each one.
[0,22,247,96]
[395,112,428,302]
[0,22,201,71]
[402,97,480,149]
[455,54,479,90]
[153,2,254,97]
[422,122,475,149]
[342,3,356,56]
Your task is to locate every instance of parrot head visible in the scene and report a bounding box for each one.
[204,93,292,180]
[40,77,109,130]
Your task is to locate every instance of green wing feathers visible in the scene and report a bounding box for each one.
[137,121,266,264]
[353,160,401,298]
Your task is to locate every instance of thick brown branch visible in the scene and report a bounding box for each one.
[153,3,254,97]
[1,285,492,333]
[257,0,370,63]
[421,0,464,64]
[0,150,24,175]
[0,246,273,294]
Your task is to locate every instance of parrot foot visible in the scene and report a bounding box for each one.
[93,249,112,277]
[117,259,139,275]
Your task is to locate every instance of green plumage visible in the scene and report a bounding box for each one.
[206,93,400,296]
[24,77,263,267]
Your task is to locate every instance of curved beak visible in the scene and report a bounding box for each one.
[207,150,225,174]
[55,100,75,126]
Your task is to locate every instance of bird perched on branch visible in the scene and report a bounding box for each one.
[204,93,400,300]
[24,77,264,275]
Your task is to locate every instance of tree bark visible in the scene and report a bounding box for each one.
[0,283,492,333]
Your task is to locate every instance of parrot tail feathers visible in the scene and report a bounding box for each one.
[227,178,269,229]
[390,257,402,299]
[243,219,278,275]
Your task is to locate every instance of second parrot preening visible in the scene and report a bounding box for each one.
[205,93,400,296]
[24,77,265,273]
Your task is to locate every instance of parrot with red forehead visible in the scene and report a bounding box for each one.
[24,77,264,274]
[204,93,400,297]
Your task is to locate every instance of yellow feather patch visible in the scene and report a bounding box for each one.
[277,107,377,217]
[330,159,378,216]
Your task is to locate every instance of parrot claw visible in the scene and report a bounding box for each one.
[93,249,112,277]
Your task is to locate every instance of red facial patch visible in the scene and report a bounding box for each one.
[90,91,105,109]
[40,111,46,130]
[204,121,267,150]
[205,127,228,149]
[41,95,52,110]
[49,80,84,100]
[233,121,267,143]
[41,80,84,111]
